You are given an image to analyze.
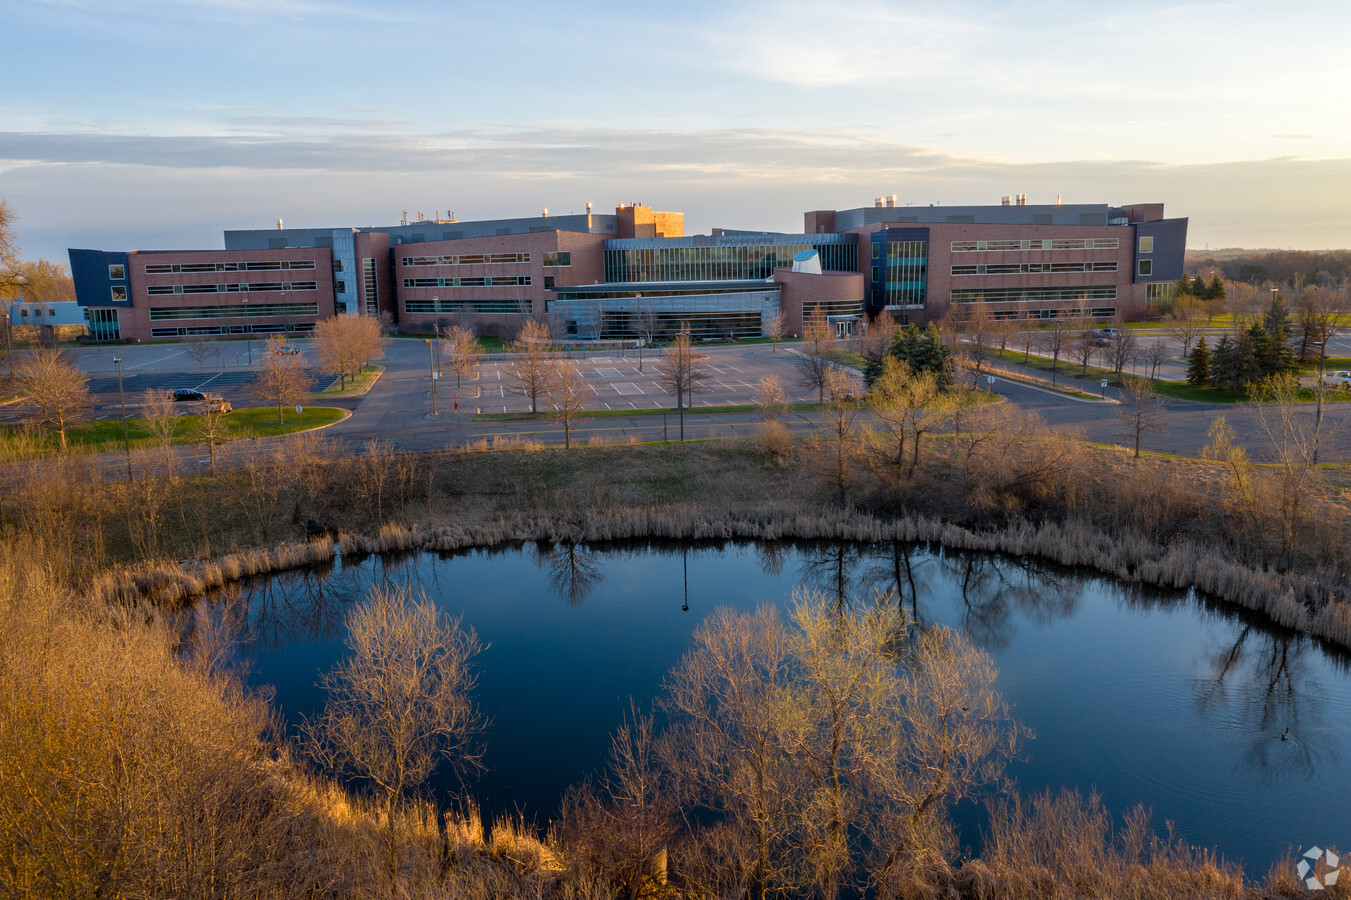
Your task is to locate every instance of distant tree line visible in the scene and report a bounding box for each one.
[1188,249,1351,290]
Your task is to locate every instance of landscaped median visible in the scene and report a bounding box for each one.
[313,365,384,397]
[5,406,347,456]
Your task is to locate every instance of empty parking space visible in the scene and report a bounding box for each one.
[468,348,823,413]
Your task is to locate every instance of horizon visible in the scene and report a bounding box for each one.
[5,1,1351,261]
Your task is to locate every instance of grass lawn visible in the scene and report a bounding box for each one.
[314,365,383,396]
[8,406,346,456]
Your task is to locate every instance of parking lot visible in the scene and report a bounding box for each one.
[472,349,859,413]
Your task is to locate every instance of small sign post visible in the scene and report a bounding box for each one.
[1100,379,1108,399]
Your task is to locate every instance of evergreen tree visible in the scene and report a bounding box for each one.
[1210,335,1236,391]
[1212,331,1261,393]
[1257,297,1297,377]
[1174,275,1194,298]
[1207,275,1225,303]
[1192,275,1207,296]
[871,323,952,386]
[1186,336,1211,385]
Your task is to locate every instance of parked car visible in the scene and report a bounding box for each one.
[1094,327,1120,339]
[172,388,205,402]
[204,396,232,413]
[1318,370,1351,389]
[275,345,303,356]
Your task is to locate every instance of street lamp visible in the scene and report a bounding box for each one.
[636,292,644,373]
[113,356,132,480]
[426,339,437,415]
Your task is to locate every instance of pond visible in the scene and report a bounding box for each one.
[235,540,1351,878]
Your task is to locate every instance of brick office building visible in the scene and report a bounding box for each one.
[69,197,1185,342]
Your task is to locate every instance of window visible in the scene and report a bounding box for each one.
[1139,236,1154,253]
[1137,260,1153,277]
[19,308,27,317]
[543,251,572,267]
[333,259,344,273]
[108,264,125,280]
[544,276,555,290]
[335,280,346,294]
[111,286,127,302]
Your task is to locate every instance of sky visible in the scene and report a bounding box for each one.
[4,0,1351,262]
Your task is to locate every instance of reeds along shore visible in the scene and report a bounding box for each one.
[60,432,1351,653]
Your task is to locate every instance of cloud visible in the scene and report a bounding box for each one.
[4,125,1349,259]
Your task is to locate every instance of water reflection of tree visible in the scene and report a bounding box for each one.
[536,542,605,607]
[1194,619,1334,777]
[244,561,361,653]
[795,542,866,606]
[936,552,1082,651]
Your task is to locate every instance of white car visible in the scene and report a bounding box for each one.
[1319,370,1351,389]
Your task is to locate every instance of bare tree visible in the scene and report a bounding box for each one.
[547,359,591,448]
[1141,339,1170,380]
[440,325,483,391]
[654,324,708,439]
[1105,328,1138,378]
[508,319,555,414]
[1248,374,1336,564]
[1038,322,1068,384]
[819,367,860,499]
[302,585,485,891]
[1166,297,1206,356]
[313,314,385,391]
[1297,286,1349,367]
[660,591,1024,900]
[194,396,229,474]
[755,374,788,423]
[14,348,89,450]
[250,336,310,424]
[139,388,179,470]
[865,356,957,483]
[184,336,214,372]
[960,304,998,385]
[1116,376,1167,458]
[765,310,787,353]
[1068,328,1098,376]
[795,308,836,404]
[453,305,479,336]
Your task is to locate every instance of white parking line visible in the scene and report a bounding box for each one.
[716,380,736,391]
[125,351,187,370]
[725,365,746,373]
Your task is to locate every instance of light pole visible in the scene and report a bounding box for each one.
[636,292,644,373]
[427,339,437,415]
[113,356,132,480]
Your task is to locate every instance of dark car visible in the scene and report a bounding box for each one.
[172,388,205,402]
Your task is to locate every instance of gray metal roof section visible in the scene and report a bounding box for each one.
[606,232,856,250]
[831,203,1116,230]
[225,213,619,250]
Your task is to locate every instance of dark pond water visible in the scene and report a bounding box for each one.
[234,540,1351,878]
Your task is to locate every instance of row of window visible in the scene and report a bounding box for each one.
[142,260,316,274]
[400,252,533,267]
[875,241,928,307]
[404,298,522,314]
[402,276,532,289]
[147,302,320,321]
[605,244,858,283]
[989,306,1117,321]
[951,261,1118,276]
[149,322,316,338]
[950,238,1119,252]
[146,281,318,295]
[951,285,1118,303]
